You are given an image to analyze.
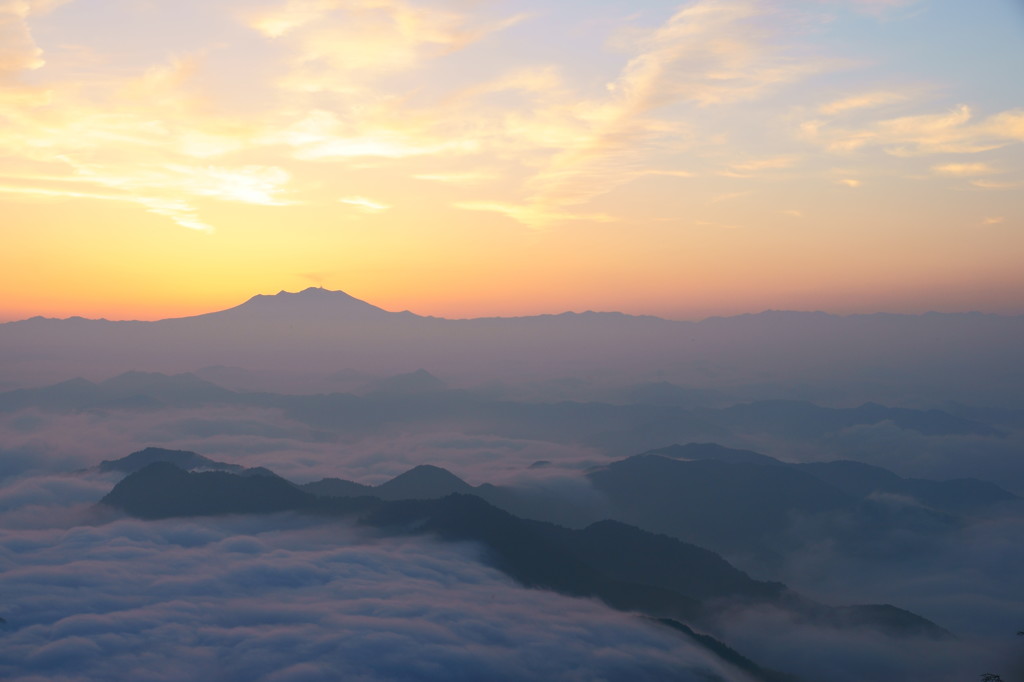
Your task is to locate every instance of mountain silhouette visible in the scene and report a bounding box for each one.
[587,454,851,554]
[301,464,601,528]
[98,447,243,474]
[644,442,784,466]
[3,289,1021,407]
[697,400,1001,439]
[794,459,1018,515]
[374,464,474,499]
[97,456,952,650]
[301,477,374,498]
[200,287,396,321]
[100,461,312,518]
[301,465,472,501]
[363,369,448,395]
[0,371,234,412]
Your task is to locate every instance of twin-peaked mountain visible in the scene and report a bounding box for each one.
[2,287,1022,406]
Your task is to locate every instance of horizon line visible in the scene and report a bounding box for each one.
[1,286,1018,325]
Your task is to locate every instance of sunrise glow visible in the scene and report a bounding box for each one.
[1,0,1022,321]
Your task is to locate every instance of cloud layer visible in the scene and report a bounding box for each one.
[0,507,750,681]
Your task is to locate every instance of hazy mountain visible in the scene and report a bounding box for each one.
[0,371,234,412]
[694,400,1001,439]
[607,382,730,408]
[3,288,1022,407]
[644,443,785,466]
[373,464,474,499]
[302,465,602,528]
[301,477,374,498]
[98,446,244,474]
[2,373,1002,470]
[641,445,1018,515]
[100,461,314,518]
[794,460,1019,515]
[587,454,852,555]
[829,604,956,640]
[361,369,448,395]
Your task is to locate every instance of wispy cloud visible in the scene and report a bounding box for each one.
[969,179,1022,190]
[340,195,390,212]
[839,0,924,17]
[413,172,495,184]
[0,37,299,232]
[0,0,73,75]
[721,155,799,177]
[710,191,749,203]
[454,200,613,229]
[458,0,836,226]
[266,110,478,161]
[694,219,741,230]
[818,91,909,116]
[2,157,292,231]
[248,0,527,93]
[0,0,1016,245]
[932,162,998,177]
[803,104,1024,156]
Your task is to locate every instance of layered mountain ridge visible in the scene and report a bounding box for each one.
[96,446,956,682]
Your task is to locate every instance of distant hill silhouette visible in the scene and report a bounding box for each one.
[98,447,243,474]
[793,460,1018,515]
[3,372,1002,473]
[302,465,601,528]
[700,400,1002,438]
[301,464,474,501]
[0,371,234,412]
[644,442,784,466]
[362,369,448,395]
[100,462,312,518]
[374,464,473,499]
[588,454,851,555]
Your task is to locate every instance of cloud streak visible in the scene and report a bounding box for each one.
[802,104,1024,156]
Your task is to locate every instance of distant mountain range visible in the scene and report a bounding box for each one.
[97,446,959,681]
[2,371,1008,478]
[2,287,1022,406]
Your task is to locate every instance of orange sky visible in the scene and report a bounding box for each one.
[1,0,1022,322]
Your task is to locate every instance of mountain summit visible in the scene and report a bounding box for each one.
[200,287,399,321]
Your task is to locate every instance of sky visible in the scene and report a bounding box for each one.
[1,0,1022,322]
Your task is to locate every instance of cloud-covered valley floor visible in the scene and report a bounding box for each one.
[2,360,1024,681]
[2,433,1022,680]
